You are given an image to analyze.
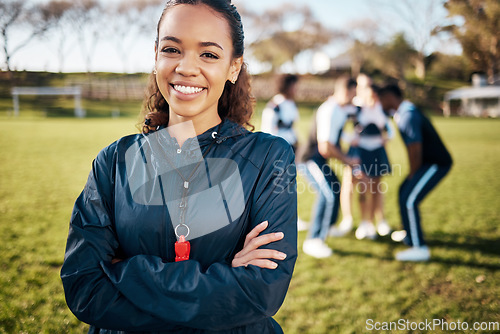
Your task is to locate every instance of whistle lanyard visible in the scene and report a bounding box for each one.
[171,138,216,238]
[160,127,219,261]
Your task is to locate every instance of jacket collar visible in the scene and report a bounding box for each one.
[154,119,248,151]
[203,119,248,145]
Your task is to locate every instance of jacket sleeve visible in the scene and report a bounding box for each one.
[61,144,175,331]
[61,138,298,331]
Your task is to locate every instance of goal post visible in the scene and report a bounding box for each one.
[11,86,84,117]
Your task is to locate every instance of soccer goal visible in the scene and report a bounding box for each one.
[11,86,85,117]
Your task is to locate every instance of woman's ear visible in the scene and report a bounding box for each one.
[228,57,243,83]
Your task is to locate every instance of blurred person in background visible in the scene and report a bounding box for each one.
[261,74,308,231]
[332,74,393,239]
[61,0,297,332]
[261,74,300,152]
[298,76,358,258]
[378,84,452,262]
[331,73,370,237]
[345,84,393,240]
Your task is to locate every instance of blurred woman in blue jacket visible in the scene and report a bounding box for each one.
[60,1,297,333]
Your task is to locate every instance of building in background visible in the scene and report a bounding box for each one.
[444,74,500,118]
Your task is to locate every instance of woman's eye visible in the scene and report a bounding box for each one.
[202,52,219,60]
[161,47,180,54]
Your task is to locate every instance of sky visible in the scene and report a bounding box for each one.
[4,0,461,74]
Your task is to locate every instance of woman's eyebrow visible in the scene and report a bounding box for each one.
[160,36,181,44]
[160,36,223,51]
[199,41,224,51]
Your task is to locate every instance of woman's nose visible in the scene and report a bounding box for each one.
[175,53,200,77]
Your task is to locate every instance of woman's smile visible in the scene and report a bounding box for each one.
[172,84,205,95]
[170,81,207,101]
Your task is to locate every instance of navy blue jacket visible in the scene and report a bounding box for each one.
[61,120,297,333]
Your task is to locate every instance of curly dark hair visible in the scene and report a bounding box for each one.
[139,0,254,133]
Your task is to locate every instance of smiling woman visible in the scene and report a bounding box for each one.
[60,1,297,333]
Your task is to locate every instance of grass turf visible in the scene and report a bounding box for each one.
[0,111,498,333]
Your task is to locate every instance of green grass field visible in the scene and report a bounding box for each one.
[0,110,499,333]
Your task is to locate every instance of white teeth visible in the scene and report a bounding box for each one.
[174,85,204,95]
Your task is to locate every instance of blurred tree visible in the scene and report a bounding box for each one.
[43,0,77,73]
[106,0,163,73]
[249,3,333,72]
[381,33,419,80]
[350,33,417,81]
[427,52,471,81]
[365,0,448,80]
[349,40,378,77]
[135,0,165,38]
[440,0,500,83]
[0,0,23,72]
[345,19,383,76]
[0,0,61,73]
[71,0,103,73]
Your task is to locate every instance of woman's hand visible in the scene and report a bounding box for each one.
[232,221,286,269]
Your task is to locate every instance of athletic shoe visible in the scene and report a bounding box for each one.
[395,246,430,262]
[376,220,392,236]
[355,221,377,240]
[391,230,407,242]
[302,238,333,258]
[328,218,353,237]
[297,218,309,232]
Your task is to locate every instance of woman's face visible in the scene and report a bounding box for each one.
[155,4,242,123]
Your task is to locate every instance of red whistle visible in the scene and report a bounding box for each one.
[175,235,190,262]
